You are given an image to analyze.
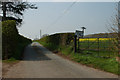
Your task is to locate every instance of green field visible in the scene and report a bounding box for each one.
[77,38,118,57]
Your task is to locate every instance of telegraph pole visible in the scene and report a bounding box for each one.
[40,29,41,39]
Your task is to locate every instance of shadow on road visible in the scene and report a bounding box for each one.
[22,43,51,61]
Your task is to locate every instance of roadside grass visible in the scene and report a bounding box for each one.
[58,46,119,75]
[71,53,119,75]
[35,40,120,75]
[3,57,19,63]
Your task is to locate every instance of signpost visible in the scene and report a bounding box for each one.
[74,35,77,53]
[75,30,83,38]
[76,30,83,52]
[74,27,86,53]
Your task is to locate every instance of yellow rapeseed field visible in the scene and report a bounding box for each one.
[70,38,116,42]
[79,38,115,41]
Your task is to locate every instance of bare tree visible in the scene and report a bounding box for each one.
[118,2,120,61]
[107,2,120,62]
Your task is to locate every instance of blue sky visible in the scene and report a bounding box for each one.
[18,2,118,40]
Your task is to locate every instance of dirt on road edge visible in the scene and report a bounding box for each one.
[2,61,20,76]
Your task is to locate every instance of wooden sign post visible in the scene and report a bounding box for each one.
[74,35,77,53]
[74,27,86,53]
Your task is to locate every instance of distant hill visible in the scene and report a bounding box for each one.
[40,32,117,39]
[84,33,117,38]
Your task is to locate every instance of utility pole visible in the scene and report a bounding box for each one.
[36,35,37,39]
[40,29,41,39]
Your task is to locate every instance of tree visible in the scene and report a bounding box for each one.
[0,1,37,26]
[118,2,120,61]
[107,2,120,62]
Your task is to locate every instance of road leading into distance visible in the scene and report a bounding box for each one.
[3,42,118,78]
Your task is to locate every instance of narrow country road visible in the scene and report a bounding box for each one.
[3,42,118,78]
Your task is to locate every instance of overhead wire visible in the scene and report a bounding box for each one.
[45,0,77,30]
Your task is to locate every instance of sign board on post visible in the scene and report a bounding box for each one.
[75,30,83,38]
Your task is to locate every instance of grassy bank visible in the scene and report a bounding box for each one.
[35,33,120,75]
[60,46,119,75]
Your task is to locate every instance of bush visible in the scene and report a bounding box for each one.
[2,20,18,59]
[2,20,32,60]
[13,35,32,59]
[35,33,74,51]
[40,33,74,45]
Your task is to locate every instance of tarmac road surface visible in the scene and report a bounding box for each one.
[3,42,118,78]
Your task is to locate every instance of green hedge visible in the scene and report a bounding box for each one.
[2,20,18,59]
[13,35,31,60]
[35,33,74,51]
[40,33,74,45]
[2,20,32,60]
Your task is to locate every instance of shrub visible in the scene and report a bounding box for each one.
[2,20,32,60]
[2,20,18,59]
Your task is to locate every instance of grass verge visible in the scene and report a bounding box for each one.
[35,40,120,75]
[3,57,19,63]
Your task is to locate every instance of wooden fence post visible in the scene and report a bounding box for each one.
[98,38,99,57]
[109,38,111,57]
[74,35,77,53]
[88,38,89,50]
[78,37,79,51]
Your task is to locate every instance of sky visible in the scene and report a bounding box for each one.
[18,2,118,40]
